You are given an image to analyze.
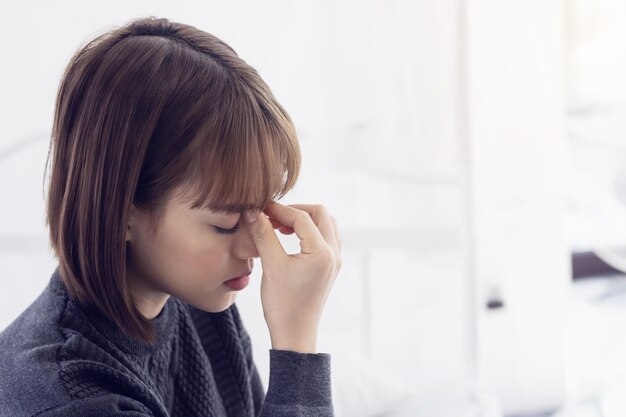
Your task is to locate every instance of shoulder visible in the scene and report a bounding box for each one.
[0,285,158,417]
[0,285,72,417]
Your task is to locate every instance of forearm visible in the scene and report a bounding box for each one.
[257,349,334,417]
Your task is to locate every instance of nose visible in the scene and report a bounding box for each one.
[233,221,260,259]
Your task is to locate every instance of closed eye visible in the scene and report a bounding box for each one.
[213,224,241,235]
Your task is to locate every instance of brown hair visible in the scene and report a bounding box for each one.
[45,16,301,344]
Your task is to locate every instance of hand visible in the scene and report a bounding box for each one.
[244,201,342,353]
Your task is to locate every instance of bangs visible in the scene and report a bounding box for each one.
[177,76,300,214]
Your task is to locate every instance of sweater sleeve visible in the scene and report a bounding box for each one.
[30,394,153,417]
[229,303,334,416]
[256,349,334,417]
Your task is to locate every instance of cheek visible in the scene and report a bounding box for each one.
[150,226,237,312]
[166,236,236,310]
[165,228,228,278]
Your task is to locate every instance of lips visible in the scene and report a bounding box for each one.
[224,275,250,291]
[228,270,252,281]
[224,269,252,291]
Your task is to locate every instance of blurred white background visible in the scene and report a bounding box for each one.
[3,0,626,416]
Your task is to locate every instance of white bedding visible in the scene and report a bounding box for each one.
[552,274,626,417]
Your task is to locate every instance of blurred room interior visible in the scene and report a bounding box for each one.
[2,0,626,416]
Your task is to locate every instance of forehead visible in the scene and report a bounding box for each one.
[168,186,244,216]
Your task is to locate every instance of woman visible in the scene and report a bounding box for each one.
[0,16,341,417]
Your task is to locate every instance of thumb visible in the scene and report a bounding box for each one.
[244,209,286,264]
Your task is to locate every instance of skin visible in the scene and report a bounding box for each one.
[126,185,342,353]
[125,187,258,319]
[243,202,342,353]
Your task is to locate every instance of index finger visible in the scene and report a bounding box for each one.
[263,202,328,255]
[281,203,338,251]
[244,208,288,265]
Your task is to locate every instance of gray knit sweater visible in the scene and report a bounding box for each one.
[0,267,333,416]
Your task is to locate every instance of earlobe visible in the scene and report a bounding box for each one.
[126,204,139,242]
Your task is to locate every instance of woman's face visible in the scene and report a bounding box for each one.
[125,186,259,319]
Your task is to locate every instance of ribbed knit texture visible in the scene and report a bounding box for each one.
[0,267,333,417]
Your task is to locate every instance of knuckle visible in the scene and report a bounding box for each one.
[327,249,342,272]
[298,210,313,223]
[317,204,330,215]
[308,204,327,219]
[318,246,334,263]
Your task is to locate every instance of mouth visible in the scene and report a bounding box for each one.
[224,271,252,291]
[227,269,252,281]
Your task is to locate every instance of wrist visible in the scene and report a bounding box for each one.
[270,331,318,354]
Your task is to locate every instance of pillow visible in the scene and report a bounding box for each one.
[329,347,417,417]
[329,346,503,417]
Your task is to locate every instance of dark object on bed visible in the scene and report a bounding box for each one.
[572,251,623,280]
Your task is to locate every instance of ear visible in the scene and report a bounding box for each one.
[126,204,139,242]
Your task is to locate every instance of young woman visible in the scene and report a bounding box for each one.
[0,16,342,417]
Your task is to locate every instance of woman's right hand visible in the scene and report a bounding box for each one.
[243,201,342,353]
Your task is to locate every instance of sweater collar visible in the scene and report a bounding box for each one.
[48,266,177,356]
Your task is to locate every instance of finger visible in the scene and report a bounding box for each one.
[330,215,342,254]
[282,203,337,250]
[269,218,283,229]
[243,208,287,265]
[269,215,295,234]
[262,202,328,255]
[279,226,295,235]
[268,217,294,234]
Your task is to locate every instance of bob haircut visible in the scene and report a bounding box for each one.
[45,16,301,344]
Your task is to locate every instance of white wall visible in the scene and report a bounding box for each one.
[465,0,569,414]
[0,1,571,415]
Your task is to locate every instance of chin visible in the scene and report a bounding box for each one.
[192,294,236,313]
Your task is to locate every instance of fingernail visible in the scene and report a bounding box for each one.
[244,209,258,223]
